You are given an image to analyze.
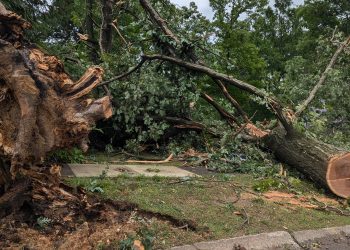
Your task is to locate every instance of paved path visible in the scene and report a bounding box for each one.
[62,163,198,178]
[170,225,350,250]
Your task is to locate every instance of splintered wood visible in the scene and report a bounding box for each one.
[0,3,112,178]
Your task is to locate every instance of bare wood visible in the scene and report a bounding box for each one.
[0,5,112,178]
[296,36,350,116]
[64,66,104,99]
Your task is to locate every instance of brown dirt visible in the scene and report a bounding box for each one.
[0,166,201,250]
[0,195,201,250]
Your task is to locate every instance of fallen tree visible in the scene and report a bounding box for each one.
[140,53,350,197]
[107,0,350,198]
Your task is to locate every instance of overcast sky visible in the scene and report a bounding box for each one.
[169,0,305,20]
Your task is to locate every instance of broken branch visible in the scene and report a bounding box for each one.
[142,54,293,132]
[99,58,147,86]
[296,36,350,117]
[126,153,174,164]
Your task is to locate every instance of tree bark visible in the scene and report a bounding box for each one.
[99,0,114,53]
[0,158,10,194]
[86,0,100,63]
[265,128,350,198]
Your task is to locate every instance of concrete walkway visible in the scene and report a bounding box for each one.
[170,225,350,250]
[62,163,198,178]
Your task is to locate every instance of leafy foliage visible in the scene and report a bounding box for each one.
[6,0,350,165]
[48,148,85,163]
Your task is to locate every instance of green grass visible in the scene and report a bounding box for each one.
[66,174,350,249]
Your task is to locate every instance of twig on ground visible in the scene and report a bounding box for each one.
[125,153,174,164]
[239,208,250,229]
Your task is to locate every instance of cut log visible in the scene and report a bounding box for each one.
[0,3,112,181]
[264,128,350,198]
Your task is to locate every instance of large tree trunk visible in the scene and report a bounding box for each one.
[0,3,112,193]
[265,128,350,198]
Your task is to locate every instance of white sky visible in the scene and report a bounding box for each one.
[170,0,305,20]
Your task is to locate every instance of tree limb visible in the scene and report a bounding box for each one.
[200,92,240,127]
[142,54,266,98]
[215,80,250,122]
[296,36,350,117]
[99,58,147,86]
[142,54,293,132]
[164,117,218,136]
[139,0,181,45]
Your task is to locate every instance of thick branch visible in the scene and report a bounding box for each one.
[143,54,293,132]
[296,36,350,117]
[200,92,239,127]
[99,0,115,53]
[143,54,266,98]
[215,80,249,122]
[139,0,181,45]
[164,117,218,136]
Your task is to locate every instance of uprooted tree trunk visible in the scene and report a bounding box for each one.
[0,3,112,218]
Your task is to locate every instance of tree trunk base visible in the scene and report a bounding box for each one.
[264,128,350,198]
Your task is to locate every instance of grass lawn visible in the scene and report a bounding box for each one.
[66,174,350,249]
